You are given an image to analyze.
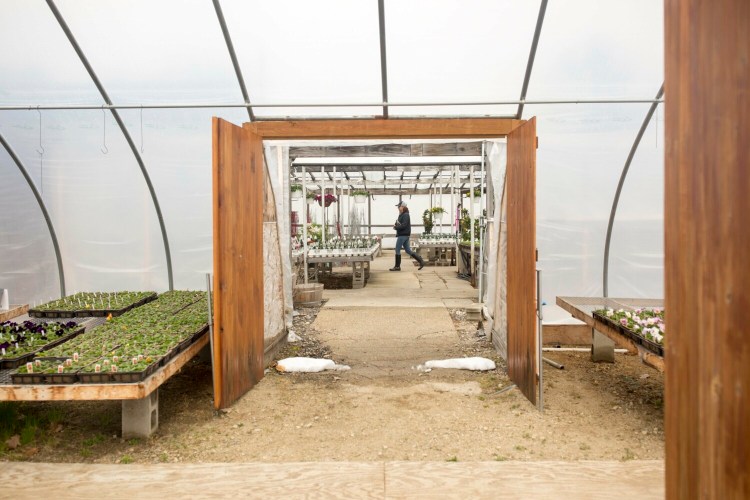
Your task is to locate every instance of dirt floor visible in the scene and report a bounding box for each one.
[0,304,664,464]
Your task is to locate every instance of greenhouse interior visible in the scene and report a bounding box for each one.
[0,1,747,498]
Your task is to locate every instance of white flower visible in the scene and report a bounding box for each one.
[625,311,632,319]
[606,309,614,317]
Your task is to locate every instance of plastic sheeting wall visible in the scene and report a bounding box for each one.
[1,0,664,321]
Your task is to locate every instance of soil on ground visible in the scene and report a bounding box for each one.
[0,305,664,464]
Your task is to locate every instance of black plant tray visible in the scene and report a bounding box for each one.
[78,371,113,384]
[29,293,157,318]
[592,311,664,357]
[0,351,36,370]
[10,357,80,385]
[10,372,47,384]
[110,360,161,383]
[0,327,85,370]
[27,310,77,319]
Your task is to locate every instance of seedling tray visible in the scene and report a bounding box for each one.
[0,327,85,370]
[29,292,157,319]
[592,311,664,357]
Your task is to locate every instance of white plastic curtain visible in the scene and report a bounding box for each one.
[1,0,664,313]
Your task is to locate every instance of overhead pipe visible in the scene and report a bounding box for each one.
[0,98,666,112]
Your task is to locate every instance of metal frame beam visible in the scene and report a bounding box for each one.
[377,0,389,118]
[46,0,174,290]
[516,0,549,119]
[212,0,255,121]
[603,84,665,296]
[0,131,66,298]
[0,98,665,112]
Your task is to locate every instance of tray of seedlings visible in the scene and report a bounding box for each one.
[28,291,157,318]
[593,307,665,357]
[11,356,88,385]
[12,291,210,385]
[0,320,85,370]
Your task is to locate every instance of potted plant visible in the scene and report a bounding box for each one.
[291,184,302,200]
[422,210,433,235]
[315,193,338,208]
[430,206,446,223]
[351,190,369,204]
[306,192,316,205]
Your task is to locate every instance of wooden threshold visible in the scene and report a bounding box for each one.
[1,460,664,499]
[0,334,208,402]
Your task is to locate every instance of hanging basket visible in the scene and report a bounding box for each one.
[291,190,302,201]
[354,194,367,204]
[432,212,444,223]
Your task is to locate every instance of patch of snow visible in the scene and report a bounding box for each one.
[421,357,496,371]
[276,357,350,373]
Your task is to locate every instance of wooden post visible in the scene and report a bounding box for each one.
[665,1,750,497]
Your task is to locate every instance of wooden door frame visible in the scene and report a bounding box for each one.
[213,117,536,408]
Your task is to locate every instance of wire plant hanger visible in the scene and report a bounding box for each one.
[100,106,108,154]
[35,106,45,194]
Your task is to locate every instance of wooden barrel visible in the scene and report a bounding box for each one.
[293,283,324,307]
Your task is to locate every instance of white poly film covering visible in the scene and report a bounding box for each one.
[0,1,665,317]
[530,103,664,322]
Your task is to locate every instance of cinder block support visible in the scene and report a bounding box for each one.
[352,262,366,289]
[122,389,159,438]
[591,329,615,363]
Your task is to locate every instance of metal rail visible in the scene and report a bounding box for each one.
[0,131,66,298]
[0,98,665,112]
[46,0,174,290]
[602,84,664,296]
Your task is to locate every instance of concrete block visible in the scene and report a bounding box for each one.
[466,304,483,321]
[591,329,615,363]
[122,389,159,438]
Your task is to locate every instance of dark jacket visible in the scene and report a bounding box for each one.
[394,211,411,236]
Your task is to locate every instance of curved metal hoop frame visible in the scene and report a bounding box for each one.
[0,131,66,297]
[46,0,173,290]
[602,84,664,296]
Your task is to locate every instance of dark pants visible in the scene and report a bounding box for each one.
[395,235,414,256]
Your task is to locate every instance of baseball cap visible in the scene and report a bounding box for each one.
[395,201,407,207]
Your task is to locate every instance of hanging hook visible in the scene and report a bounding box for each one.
[36,106,45,194]
[140,106,145,154]
[100,106,108,154]
[35,107,45,156]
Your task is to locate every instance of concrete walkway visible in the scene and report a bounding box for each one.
[2,460,664,499]
[315,251,477,376]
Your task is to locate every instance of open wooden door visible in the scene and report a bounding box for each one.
[506,117,538,405]
[212,118,265,409]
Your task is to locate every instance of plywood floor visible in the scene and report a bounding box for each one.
[3,460,663,499]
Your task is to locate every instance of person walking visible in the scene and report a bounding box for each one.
[390,201,425,271]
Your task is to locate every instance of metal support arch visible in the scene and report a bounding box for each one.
[212,0,255,121]
[602,84,664,296]
[46,0,174,290]
[377,0,389,118]
[516,0,549,119]
[0,131,66,298]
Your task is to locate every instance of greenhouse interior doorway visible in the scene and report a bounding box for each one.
[212,118,537,409]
